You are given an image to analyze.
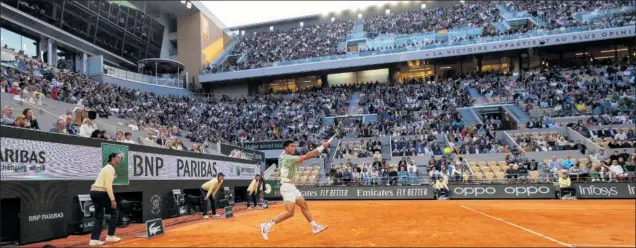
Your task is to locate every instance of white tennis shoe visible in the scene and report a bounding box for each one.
[312,224,328,234]
[260,223,270,240]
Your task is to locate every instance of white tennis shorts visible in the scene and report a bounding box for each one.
[280,183,303,203]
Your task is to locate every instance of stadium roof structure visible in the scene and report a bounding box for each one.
[227,13,322,31]
[136,1,229,33]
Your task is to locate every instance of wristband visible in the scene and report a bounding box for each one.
[315,146,325,153]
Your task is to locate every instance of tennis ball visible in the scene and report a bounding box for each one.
[444,147,452,155]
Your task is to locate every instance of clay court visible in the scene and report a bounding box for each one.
[33,200,635,247]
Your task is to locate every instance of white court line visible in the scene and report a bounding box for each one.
[571,244,635,247]
[464,207,635,210]
[461,205,573,248]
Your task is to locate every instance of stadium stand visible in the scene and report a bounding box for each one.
[201,0,635,73]
[1,0,635,187]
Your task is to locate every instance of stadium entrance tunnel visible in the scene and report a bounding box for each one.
[0,198,21,245]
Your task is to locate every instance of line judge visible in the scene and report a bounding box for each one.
[201,172,224,219]
[89,152,121,246]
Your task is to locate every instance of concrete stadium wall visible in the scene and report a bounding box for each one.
[211,82,249,96]
[566,127,602,155]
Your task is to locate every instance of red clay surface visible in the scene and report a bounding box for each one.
[29,200,635,247]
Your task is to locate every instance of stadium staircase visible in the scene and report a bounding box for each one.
[495,4,531,21]
[458,107,483,127]
[494,21,511,33]
[437,133,451,149]
[211,36,239,66]
[347,92,361,115]
[353,18,364,34]
[380,136,392,159]
[468,87,488,105]
[503,104,530,126]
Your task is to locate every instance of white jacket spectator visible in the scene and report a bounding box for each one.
[79,118,97,137]
[614,132,627,141]
[609,162,627,181]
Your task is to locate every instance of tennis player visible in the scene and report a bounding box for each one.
[260,139,330,240]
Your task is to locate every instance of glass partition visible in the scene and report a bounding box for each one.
[104,64,183,88]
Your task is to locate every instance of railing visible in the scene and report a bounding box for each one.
[577,6,635,21]
[212,37,240,66]
[104,65,184,88]
[496,4,532,20]
[202,21,632,74]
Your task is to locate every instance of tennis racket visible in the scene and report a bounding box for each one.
[327,119,343,143]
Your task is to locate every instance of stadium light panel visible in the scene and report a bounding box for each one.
[269,26,274,31]
[331,17,335,22]
[180,0,185,3]
[186,1,192,9]
[601,48,628,53]
[386,9,390,15]
[358,13,362,18]
[422,3,426,9]
[300,22,304,27]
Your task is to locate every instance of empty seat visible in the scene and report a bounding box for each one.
[529,171,540,181]
[487,161,497,167]
[471,166,481,173]
[473,172,484,180]
[483,172,495,183]
[298,175,308,185]
[307,175,318,185]
[494,172,505,181]
[490,166,503,173]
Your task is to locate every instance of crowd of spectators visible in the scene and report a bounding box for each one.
[427,156,471,183]
[356,77,473,139]
[512,132,587,153]
[202,19,353,73]
[327,158,419,186]
[447,127,509,155]
[1,52,349,149]
[364,1,500,38]
[545,149,636,183]
[502,0,634,29]
[335,139,382,159]
[585,127,636,149]
[391,136,443,156]
[515,61,636,117]
[200,1,633,73]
